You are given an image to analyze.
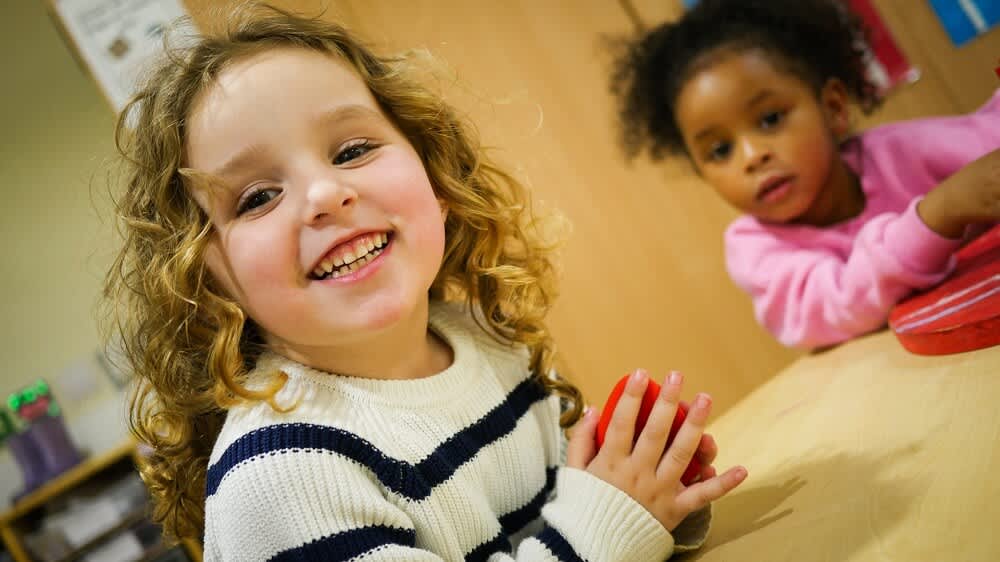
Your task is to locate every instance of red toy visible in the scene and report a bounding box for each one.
[889,224,1000,355]
[595,374,702,485]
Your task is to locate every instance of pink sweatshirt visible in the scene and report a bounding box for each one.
[725,89,1000,349]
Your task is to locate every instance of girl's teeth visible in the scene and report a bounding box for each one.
[315,233,391,280]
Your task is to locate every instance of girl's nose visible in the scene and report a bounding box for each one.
[741,137,772,174]
[303,177,357,225]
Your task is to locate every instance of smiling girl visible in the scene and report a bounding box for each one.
[104,4,746,560]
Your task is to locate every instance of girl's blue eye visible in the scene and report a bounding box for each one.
[237,188,280,215]
[708,142,732,162]
[333,141,375,165]
[760,110,784,129]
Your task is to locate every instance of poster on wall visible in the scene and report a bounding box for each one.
[927,0,1000,46]
[47,0,191,113]
[679,0,919,96]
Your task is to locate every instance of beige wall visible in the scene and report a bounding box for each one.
[0,2,126,503]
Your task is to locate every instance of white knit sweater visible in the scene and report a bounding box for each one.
[203,303,710,561]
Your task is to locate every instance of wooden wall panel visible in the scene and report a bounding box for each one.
[182,0,799,414]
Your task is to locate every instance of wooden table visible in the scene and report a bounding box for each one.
[679,331,1000,562]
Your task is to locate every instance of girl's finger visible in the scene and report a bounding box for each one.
[603,369,650,456]
[566,406,599,469]
[632,371,683,464]
[698,464,717,483]
[657,393,712,481]
[676,466,748,512]
[696,433,718,466]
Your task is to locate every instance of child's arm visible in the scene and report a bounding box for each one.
[727,92,1000,348]
[202,397,741,562]
[917,149,1000,239]
[726,204,962,348]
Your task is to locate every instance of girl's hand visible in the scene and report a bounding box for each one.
[691,429,720,483]
[919,149,1000,239]
[566,370,747,530]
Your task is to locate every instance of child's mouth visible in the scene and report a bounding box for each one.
[310,232,392,281]
[756,176,794,203]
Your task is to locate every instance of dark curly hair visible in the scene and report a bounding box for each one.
[610,0,881,161]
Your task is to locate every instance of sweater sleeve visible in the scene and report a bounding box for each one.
[204,448,695,561]
[725,199,962,349]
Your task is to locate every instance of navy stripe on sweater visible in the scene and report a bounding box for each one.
[268,524,415,562]
[465,534,512,562]
[537,526,588,562]
[499,466,557,534]
[465,466,558,561]
[206,377,548,499]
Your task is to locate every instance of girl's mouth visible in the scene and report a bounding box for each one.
[310,232,393,281]
[756,176,794,204]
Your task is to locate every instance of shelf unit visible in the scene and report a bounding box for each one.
[0,440,202,562]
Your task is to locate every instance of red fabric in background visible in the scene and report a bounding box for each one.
[846,0,919,93]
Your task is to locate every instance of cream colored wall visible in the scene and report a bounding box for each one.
[0,2,127,505]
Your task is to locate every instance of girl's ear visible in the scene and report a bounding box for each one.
[820,78,851,139]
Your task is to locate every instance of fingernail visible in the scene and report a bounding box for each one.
[584,406,595,419]
[735,467,748,479]
[630,369,648,387]
[695,394,711,409]
[668,371,682,386]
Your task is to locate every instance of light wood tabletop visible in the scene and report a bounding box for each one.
[678,331,1000,562]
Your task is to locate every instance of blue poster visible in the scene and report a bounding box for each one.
[928,0,1000,46]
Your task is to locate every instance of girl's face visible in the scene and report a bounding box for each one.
[675,50,850,224]
[185,48,446,354]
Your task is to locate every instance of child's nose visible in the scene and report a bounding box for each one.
[303,177,357,224]
[741,138,772,174]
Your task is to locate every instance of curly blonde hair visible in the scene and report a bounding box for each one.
[102,3,583,543]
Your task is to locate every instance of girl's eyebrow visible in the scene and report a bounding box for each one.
[692,89,777,141]
[694,126,723,142]
[745,89,775,109]
[313,103,383,127]
[211,105,383,178]
[212,143,269,179]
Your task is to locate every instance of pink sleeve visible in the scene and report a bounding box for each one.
[894,88,1000,185]
[725,200,962,349]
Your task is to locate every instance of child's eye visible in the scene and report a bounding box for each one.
[760,110,784,129]
[333,141,376,165]
[237,187,281,216]
[707,142,732,162]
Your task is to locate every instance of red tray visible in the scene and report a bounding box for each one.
[889,224,1000,355]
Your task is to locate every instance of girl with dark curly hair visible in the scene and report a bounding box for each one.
[611,0,1000,349]
[103,3,745,560]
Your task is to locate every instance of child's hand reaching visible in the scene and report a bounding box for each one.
[566,370,747,531]
[919,148,1000,239]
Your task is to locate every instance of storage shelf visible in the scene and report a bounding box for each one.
[0,439,201,562]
